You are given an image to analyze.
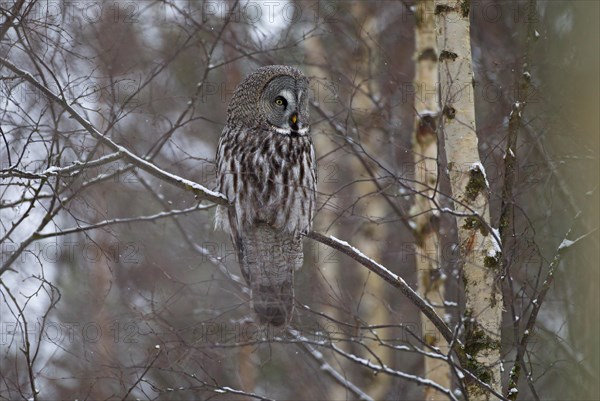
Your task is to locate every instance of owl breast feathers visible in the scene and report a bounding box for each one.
[215,65,317,326]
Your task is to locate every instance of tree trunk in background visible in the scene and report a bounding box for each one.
[351,175,392,401]
[304,29,348,401]
[220,55,255,394]
[306,4,393,398]
[411,1,450,399]
[85,188,117,399]
[434,1,503,399]
[346,5,393,399]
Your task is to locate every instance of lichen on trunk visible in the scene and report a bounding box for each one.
[434,1,504,399]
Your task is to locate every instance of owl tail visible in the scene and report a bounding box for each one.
[237,224,303,326]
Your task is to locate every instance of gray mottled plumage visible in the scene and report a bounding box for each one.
[215,65,316,326]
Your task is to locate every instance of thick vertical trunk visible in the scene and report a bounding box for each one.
[304,30,347,401]
[434,1,503,399]
[350,7,394,399]
[411,1,450,399]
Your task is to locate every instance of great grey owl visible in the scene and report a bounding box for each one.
[215,65,317,326]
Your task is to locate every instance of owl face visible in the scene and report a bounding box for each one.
[260,75,309,136]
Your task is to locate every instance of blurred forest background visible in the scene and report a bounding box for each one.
[1,1,598,400]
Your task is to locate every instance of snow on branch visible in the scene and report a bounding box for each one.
[207,385,276,401]
[286,329,458,401]
[507,212,597,397]
[0,57,228,207]
[0,152,124,180]
[330,342,458,401]
[305,231,457,347]
[557,228,598,252]
[289,329,374,401]
[32,204,215,240]
[182,370,277,401]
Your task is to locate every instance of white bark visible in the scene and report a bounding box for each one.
[411,1,450,399]
[434,1,503,399]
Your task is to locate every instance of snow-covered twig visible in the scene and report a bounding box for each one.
[0,152,124,180]
[289,329,374,401]
[207,385,276,401]
[32,203,215,239]
[507,212,596,398]
[0,57,228,207]
[181,370,277,401]
[557,228,598,251]
[328,341,458,401]
[305,232,457,348]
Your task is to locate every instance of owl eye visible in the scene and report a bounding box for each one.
[274,96,287,107]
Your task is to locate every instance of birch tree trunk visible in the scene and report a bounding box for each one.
[434,1,503,399]
[304,28,350,401]
[411,1,450,399]
[350,6,394,398]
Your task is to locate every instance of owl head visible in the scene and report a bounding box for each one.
[226,65,310,136]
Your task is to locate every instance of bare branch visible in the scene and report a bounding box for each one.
[507,213,598,398]
[305,231,457,348]
[289,329,375,401]
[0,151,124,180]
[0,57,228,206]
[32,203,215,239]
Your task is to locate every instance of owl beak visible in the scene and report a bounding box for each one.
[290,113,300,132]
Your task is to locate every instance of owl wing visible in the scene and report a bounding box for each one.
[215,125,315,325]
